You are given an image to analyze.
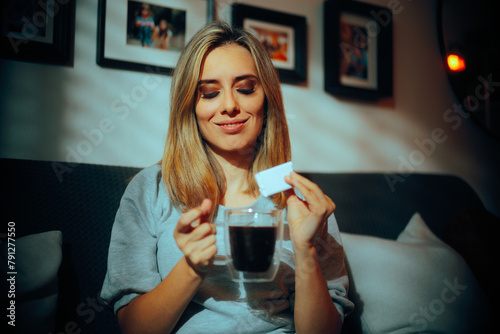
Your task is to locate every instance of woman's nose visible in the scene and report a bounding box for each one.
[222,91,239,114]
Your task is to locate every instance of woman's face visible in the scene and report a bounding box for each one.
[195,44,265,159]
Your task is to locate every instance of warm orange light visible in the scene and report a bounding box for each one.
[447,54,466,72]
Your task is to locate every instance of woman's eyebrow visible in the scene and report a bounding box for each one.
[234,74,258,83]
[197,79,219,86]
[197,74,258,87]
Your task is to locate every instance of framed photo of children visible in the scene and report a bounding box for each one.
[97,0,208,75]
[232,4,306,83]
[324,0,393,100]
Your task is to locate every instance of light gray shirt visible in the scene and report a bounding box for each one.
[101,165,354,333]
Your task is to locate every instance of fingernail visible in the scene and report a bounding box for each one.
[294,187,306,201]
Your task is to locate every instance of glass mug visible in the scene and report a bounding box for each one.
[214,208,284,282]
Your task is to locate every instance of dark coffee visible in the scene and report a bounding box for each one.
[228,226,277,272]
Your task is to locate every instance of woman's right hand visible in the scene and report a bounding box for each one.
[118,198,216,333]
[174,198,217,276]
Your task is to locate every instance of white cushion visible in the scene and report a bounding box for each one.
[341,213,489,333]
[1,230,62,333]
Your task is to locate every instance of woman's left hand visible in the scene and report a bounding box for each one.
[284,172,336,252]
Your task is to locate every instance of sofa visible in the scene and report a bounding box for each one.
[1,158,495,333]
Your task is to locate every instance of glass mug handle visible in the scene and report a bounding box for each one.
[213,222,227,265]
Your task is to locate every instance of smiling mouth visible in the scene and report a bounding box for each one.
[217,120,248,133]
[217,119,248,126]
[221,122,244,127]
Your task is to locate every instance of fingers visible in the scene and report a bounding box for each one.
[182,232,217,263]
[199,198,212,216]
[174,199,217,273]
[187,220,216,241]
[176,198,213,232]
[176,223,217,272]
[285,172,336,215]
[176,199,216,240]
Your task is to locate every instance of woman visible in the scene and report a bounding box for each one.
[101,21,353,333]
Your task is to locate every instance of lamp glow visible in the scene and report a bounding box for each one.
[447,54,466,72]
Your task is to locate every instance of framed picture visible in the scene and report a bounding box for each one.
[232,4,306,83]
[324,0,393,100]
[0,0,75,65]
[97,0,208,75]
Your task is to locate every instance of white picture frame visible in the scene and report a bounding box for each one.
[97,0,208,74]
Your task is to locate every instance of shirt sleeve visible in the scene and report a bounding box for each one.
[100,166,164,314]
[318,213,355,323]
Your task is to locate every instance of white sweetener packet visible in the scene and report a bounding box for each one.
[255,162,294,197]
[255,162,305,200]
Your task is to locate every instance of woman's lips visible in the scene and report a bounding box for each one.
[217,120,247,134]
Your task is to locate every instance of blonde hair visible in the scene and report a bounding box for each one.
[161,21,291,221]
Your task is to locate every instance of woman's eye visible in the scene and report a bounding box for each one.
[201,91,219,99]
[237,88,255,95]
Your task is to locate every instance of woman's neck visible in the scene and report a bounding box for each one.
[211,149,259,207]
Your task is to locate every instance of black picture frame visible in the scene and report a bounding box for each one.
[232,3,307,83]
[96,0,208,75]
[324,0,393,100]
[0,0,75,65]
